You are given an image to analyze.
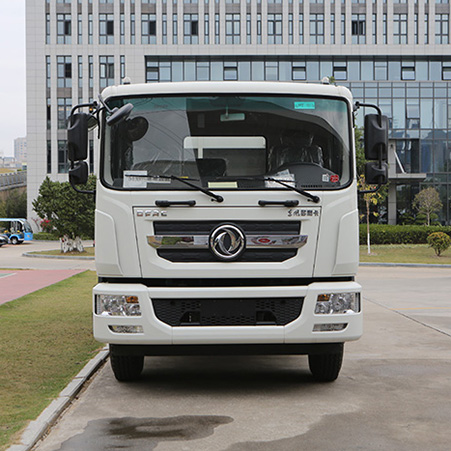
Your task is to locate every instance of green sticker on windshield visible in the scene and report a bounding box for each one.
[294,101,316,110]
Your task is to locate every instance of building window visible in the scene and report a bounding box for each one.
[330,13,335,44]
[173,14,178,44]
[89,55,93,89]
[299,13,303,44]
[47,97,51,130]
[265,61,278,80]
[204,13,210,44]
[131,14,136,44]
[88,13,93,44]
[414,13,418,44]
[100,14,114,44]
[142,14,157,44]
[46,56,51,89]
[78,13,83,44]
[246,13,251,44]
[333,60,347,80]
[341,13,345,44]
[47,140,51,174]
[57,56,72,88]
[196,61,210,81]
[372,13,377,44]
[57,14,72,44]
[383,13,387,44]
[162,14,167,44]
[435,14,449,44]
[99,56,114,89]
[120,13,125,44]
[268,14,282,44]
[57,98,72,130]
[78,56,83,88]
[226,14,240,44]
[58,140,69,173]
[442,62,451,80]
[184,14,199,44]
[215,13,220,44]
[224,62,238,81]
[393,14,407,44]
[120,55,125,79]
[401,61,415,80]
[374,60,387,80]
[310,14,324,44]
[46,13,51,44]
[351,14,365,44]
[288,13,293,44]
[292,62,306,80]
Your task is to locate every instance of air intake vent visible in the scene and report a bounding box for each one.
[152,297,304,327]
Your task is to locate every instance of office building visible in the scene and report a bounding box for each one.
[26,0,451,226]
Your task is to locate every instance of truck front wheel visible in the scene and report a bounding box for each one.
[110,346,144,382]
[308,344,344,382]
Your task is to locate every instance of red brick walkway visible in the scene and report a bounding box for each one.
[0,270,83,305]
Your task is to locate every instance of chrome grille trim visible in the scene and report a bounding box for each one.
[147,234,307,249]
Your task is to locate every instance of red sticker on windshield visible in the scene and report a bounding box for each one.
[330,175,339,183]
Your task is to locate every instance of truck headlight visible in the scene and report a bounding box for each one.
[315,293,360,315]
[95,295,142,317]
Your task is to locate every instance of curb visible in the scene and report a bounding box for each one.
[22,252,95,261]
[360,262,451,268]
[7,347,109,451]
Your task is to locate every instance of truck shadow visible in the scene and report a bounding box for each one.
[132,355,320,394]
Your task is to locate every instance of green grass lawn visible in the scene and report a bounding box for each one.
[27,247,95,257]
[0,271,101,450]
[360,244,451,264]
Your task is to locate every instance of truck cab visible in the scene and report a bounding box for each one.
[68,81,387,382]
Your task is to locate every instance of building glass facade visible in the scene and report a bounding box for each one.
[26,0,451,226]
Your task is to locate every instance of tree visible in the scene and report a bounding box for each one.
[413,187,442,226]
[0,189,27,218]
[427,232,451,257]
[32,176,96,252]
[355,128,388,254]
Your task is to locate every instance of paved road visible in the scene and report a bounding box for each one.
[34,266,451,451]
[0,240,95,271]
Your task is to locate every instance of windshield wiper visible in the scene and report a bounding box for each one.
[149,174,224,203]
[211,176,320,204]
[264,177,320,204]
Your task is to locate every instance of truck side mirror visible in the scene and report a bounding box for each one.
[364,114,388,161]
[365,161,388,185]
[68,113,90,161]
[69,161,89,186]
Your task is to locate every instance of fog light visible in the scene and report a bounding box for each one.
[315,293,360,315]
[109,325,143,334]
[96,294,142,317]
[313,323,347,332]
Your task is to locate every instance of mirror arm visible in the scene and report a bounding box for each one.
[358,184,383,195]
[354,101,383,127]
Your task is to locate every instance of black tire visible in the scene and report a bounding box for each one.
[10,237,19,245]
[308,344,344,382]
[110,346,144,382]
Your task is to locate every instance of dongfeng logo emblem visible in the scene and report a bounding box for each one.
[209,224,246,261]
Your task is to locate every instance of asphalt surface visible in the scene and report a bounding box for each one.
[30,265,451,451]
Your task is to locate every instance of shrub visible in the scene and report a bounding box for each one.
[33,232,59,241]
[427,232,451,257]
[359,224,451,245]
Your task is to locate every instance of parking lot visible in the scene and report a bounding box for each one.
[31,265,451,451]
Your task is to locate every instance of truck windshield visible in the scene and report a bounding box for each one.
[102,95,352,191]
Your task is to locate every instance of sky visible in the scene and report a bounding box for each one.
[0,0,26,157]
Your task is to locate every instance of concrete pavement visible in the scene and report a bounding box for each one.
[28,266,451,451]
[0,240,96,271]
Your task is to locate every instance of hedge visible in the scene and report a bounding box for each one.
[359,224,451,245]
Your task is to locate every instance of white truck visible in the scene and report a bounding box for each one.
[68,81,387,382]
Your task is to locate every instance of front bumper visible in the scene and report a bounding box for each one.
[93,281,362,346]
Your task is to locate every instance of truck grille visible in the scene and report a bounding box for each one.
[152,297,304,327]
[153,221,301,262]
